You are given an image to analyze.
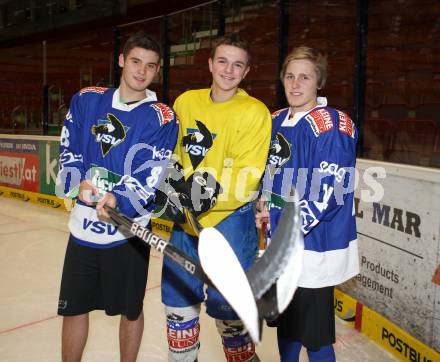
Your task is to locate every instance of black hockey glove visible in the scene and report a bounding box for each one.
[154,161,187,223]
[181,171,223,217]
[154,162,222,223]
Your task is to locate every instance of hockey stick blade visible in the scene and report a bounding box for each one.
[198,228,259,343]
[246,197,304,320]
[103,205,260,342]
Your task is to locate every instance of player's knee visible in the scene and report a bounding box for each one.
[165,305,201,362]
[216,319,256,361]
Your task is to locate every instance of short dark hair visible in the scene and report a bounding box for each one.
[210,33,251,64]
[122,31,161,59]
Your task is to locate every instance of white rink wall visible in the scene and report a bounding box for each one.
[340,158,440,351]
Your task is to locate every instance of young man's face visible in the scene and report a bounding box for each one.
[283,59,319,113]
[119,46,160,99]
[208,44,250,98]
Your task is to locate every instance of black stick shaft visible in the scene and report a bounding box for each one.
[104,206,211,285]
[104,205,280,331]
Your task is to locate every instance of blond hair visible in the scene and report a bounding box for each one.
[280,46,327,89]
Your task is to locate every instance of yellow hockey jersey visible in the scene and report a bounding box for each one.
[173,88,271,232]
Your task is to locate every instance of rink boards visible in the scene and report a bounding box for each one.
[1,184,438,361]
[1,134,440,358]
[335,289,439,362]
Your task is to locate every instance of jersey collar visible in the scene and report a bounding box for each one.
[112,88,157,111]
[207,87,247,103]
[281,97,327,127]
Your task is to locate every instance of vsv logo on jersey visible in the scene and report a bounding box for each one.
[267,132,291,179]
[91,113,129,157]
[83,218,118,235]
[182,120,216,169]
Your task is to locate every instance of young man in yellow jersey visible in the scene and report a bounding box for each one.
[160,34,271,361]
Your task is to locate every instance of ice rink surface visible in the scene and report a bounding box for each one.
[0,197,398,361]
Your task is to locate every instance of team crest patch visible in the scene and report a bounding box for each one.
[80,86,108,95]
[182,120,216,170]
[91,113,129,157]
[337,110,355,138]
[267,132,291,179]
[305,108,333,137]
[151,103,176,126]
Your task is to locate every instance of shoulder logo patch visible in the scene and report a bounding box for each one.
[80,86,108,95]
[337,110,355,138]
[151,103,176,126]
[272,108,288,119]
[305,108,333,137]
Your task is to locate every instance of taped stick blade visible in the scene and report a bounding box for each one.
[198,227,260,343]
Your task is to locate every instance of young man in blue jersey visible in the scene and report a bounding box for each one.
[159,34,271,361]
[256,46,359,362]
[57,31,179,362]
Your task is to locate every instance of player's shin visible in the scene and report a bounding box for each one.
[166,305,201,362]
[216,319,259,362]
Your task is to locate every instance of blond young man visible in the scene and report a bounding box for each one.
[256,46,359,362]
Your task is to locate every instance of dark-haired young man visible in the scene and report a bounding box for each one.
[161,34,271,361]
[57,31,179,361]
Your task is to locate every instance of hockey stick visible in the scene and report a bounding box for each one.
[103,205,260,342]
[248,198,304,321]
[104,197,303,343]
[103,205,209,283]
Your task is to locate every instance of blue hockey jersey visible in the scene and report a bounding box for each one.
[262,99,359,287]
[58,86,179,247]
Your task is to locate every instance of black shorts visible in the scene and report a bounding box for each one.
[272,286,335,351]
[58,235,150,321]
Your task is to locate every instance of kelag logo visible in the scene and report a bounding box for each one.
[40,140,59,195]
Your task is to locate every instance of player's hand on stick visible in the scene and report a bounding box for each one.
[182,171,222,216]
[155,161,222,223]
[78,179,99,206]
[96,192,117,219]
[154,161,187,223]
[102,192,304,343]
[255,198,270,230]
